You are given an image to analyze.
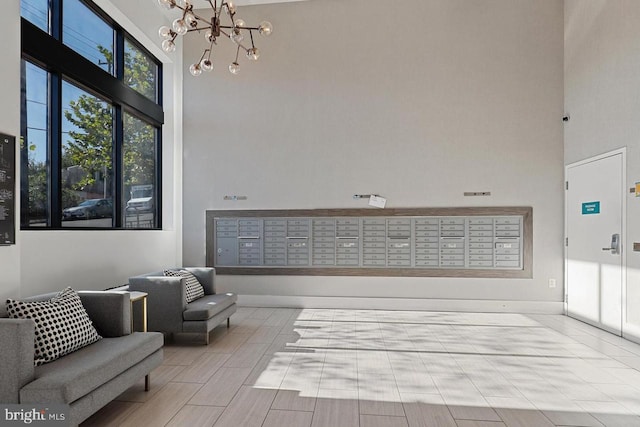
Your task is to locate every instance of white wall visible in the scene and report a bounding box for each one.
[0,0,21,303]
[564,0,640,339]
[0,0,184,298]
[182,0,565,311]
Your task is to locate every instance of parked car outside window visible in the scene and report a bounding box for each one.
[62,198,112,220]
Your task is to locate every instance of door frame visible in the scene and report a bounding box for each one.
[564,147,627,335]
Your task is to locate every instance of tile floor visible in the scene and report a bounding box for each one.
[82,308,640,427]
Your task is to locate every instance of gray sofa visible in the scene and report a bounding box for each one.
[0,291,163,426]
[128,267,237,344]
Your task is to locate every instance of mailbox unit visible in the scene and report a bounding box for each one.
[206,207,532,278]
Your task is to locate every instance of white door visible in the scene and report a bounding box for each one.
[566,151,624,335]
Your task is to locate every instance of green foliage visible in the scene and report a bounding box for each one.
[27,159,82,220]
[27,159,47,220]
[63,43,156,192]
[63,94,113,190]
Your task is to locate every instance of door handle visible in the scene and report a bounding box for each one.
[602,233,620,255]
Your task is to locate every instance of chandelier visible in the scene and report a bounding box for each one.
[156,0,273,76]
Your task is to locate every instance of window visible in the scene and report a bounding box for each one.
[20,0,163,229]
[125,38,158,102]
[63,0,114,74]
[21,0,48,33]
[21,62,50,226]
[61,81,114,227]
[123,113,157,228]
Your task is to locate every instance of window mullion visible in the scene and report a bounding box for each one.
[50,72,62,227]
[51,0,62,40]
[114,106,123,228]
[19,61,30,228]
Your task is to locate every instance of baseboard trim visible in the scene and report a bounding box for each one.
[237,295,563,314]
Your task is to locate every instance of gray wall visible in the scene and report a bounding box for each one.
[564,0,640,338]
[0,0,21,303]
[182,0,565,309]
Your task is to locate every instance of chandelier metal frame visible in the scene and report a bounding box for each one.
[157,0,272,76]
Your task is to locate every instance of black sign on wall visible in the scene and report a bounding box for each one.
[0,133,15,245]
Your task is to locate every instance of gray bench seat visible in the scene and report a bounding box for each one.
[183,293,238,321]
[0,291,164,426]
[129,267,237,344]
[22,332,163,404]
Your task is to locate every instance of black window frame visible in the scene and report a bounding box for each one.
[20,0,163,230]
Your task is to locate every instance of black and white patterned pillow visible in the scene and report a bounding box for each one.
[164,269,205,303]
[6,287,102,366]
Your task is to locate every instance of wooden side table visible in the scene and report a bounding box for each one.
[128,291,149,391]
[128,291,148,332]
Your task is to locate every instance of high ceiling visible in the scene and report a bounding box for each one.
[190,0,307,7]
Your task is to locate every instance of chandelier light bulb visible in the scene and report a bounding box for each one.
[185,12,198,28]
[225,1,236,15]
[230,30,244,44]
[175,0,189,8]
[157,0,174,10]
[201,58,214,72]
[204,29,213,42]
[189,63,202,76]
[229,62,240,74]
[258,21,273,36]
[234,19,246,28]
[172,18,188,35]
[247,47,260,61]
[158,25,173,39]
[161,39,176,53]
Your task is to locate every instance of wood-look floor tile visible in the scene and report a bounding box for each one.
[311,391,359,427]
[116,364,186,402]
[359,398,405,417]
[162,345,209,365]
[189,367,252,406]
[455,421,506,427]
[77,309,640,427]
[80,401,142,426]
[212,385,277,427]
[223,342,270,368]
[247,326,281,344]
[263,309,297,328]
[358,372,403,416]
[118,382,202,427]
[250,307,277,319]
[493,408,555,427]
[541,410,604,427]
[447,405,502,422]
[165,405,224,427]
[360,414,408,427]
[484,397,536,411]
[208,332,251,354]
[272,389,317,412]
[589,413,640,427]
[266,334,303,355]
[172,352,231,383]
[400,393,456,427]
[262,410,313,427]
[244,353,294,388]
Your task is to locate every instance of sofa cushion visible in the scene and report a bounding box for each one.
[183,293,237,321]
[20,332,163,404]
[6,288,102,366]
[164,269,205,303]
